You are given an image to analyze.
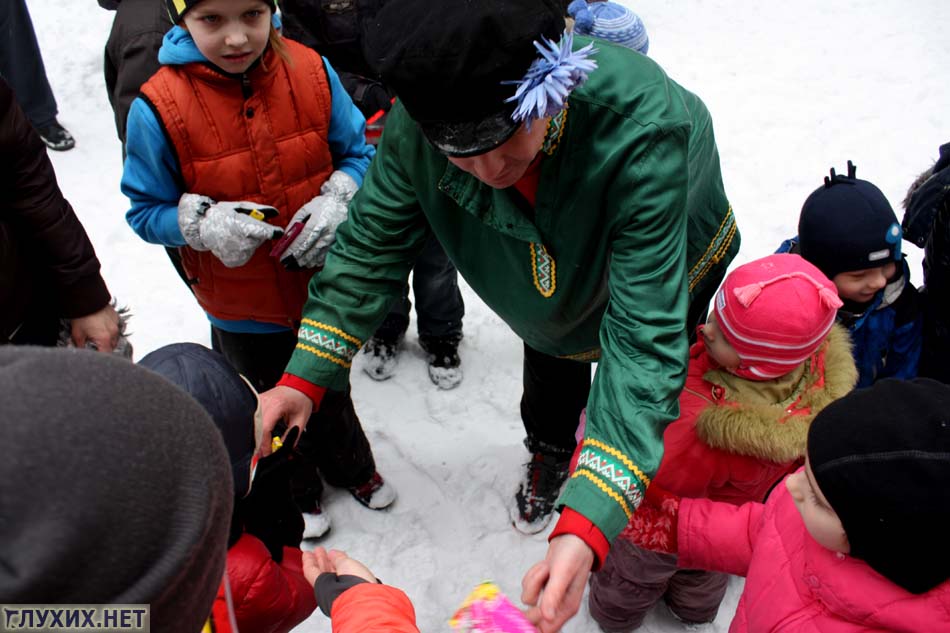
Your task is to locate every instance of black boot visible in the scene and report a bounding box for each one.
[511,442,571,534]
[419,332,463,390]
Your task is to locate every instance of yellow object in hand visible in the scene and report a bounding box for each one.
[271,436,284,452]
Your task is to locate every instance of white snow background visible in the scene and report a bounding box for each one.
[28,0,950,631]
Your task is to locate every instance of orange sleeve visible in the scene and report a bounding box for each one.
[330,582,419,633]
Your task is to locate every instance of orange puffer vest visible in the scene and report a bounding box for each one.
[141,39,334,327]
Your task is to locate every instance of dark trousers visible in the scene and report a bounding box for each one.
[210,327,376,512]
[589,539,729,630]
[376,235,464,341]
[0,0,58,128]
[521,342,591,456]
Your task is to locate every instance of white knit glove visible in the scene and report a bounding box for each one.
[177,193,282,268]
[279,171,358,269]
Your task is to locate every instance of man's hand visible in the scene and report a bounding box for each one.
[259,385,312,456]
[303,547,378,586]
[70,303,120,353]
[522,534,595,633]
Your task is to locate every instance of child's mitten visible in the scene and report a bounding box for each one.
[279,171,358,269]
[178,193,282,268]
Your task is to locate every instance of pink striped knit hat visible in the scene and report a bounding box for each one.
[713,254,842,380]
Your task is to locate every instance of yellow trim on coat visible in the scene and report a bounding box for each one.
[572,469,633,519]
[295,343,352,368]
[300,318,362,346]
[583,438,652,488]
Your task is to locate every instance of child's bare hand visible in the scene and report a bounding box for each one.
[303,547,378,586]
[328,549,378,583]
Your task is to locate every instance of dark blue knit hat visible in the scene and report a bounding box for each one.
[139,343,261,497]
[798,161,902,279]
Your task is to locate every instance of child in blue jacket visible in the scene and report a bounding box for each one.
[778,162,922,387]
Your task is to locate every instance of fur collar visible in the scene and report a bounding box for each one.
[694,324,856,462]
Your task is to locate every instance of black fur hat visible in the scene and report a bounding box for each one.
[363,0,565,157]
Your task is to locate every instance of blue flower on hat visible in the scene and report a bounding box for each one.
[503,30,597,128]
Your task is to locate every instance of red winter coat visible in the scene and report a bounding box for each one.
[678,478,950,632]
[329,582,419,633]
[621,325,856,547]
[210,535,316,633]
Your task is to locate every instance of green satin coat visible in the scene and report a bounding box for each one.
[286,38,738,541]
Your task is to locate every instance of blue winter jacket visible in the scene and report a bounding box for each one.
[778,237,922,387]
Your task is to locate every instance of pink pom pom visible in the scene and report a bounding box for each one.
[819,286,843,309]
[732,283,763,307]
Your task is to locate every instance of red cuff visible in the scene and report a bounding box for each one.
[549,507,610,570]
[277,373,327,409]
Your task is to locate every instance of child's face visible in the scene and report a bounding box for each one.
[182,0,272,75]
[786,459,850,554]
[701,312,741,370]
[832,261,896,304]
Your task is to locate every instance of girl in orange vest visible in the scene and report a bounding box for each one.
[121,0,394,540]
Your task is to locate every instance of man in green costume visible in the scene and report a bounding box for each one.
[261,0,739,629]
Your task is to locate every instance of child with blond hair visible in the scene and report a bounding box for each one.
[122,0,393,538]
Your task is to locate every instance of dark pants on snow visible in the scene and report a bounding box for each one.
[375,235,464,342]
[0,0,58,128]
[210,327,377,513]
[521,342,591,456]
[589,539,729,631]
[521,277,721,455]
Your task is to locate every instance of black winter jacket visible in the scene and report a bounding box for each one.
[100,0,171,144]
[903,141,950,383]
[0,78,111,343]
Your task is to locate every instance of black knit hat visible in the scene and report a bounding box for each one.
[808,378,950,594]
[798,161,903,279]
[363,0,565,157]
[140,343,260,498]
[166,0,276,23]
[0,347,232,631]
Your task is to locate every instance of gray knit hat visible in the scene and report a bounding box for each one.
[0,347,233,632]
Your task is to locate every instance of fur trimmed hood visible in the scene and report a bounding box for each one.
[695,324,857,462]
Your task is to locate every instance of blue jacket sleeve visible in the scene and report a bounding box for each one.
[775,235,798,254]
[121,97,186,246]
[324,58,375,186]
[883,309,923,380]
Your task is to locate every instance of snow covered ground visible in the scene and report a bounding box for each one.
[28,0,950,630]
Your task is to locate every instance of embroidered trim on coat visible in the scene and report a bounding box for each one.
[542,106,568,156]
[572,438,650,518]
[530,243,557,298]
[295,319,362,368]
[688,205,737,294]
[559,348,601,362]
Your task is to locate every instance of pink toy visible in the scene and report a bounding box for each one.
[450,582,538,633]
